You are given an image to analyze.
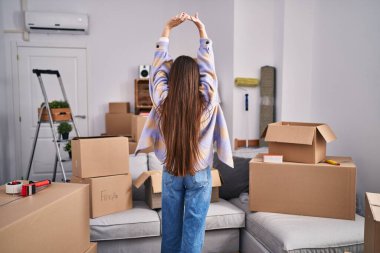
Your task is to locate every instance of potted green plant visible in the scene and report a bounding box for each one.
[64,141,72,159]
[38,100,71,121]
[58,122,72,140]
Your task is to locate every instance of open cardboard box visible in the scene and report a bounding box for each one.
[249,155,356,220]
[134,170,162,209]
[262,122,336,163]
[71,174,133,218]
[72,136,129,178]
[134,168,223,209]
[365,192,380,253]
[0,183,90,253]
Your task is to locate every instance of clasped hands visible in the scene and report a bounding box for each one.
[162,12,207,39]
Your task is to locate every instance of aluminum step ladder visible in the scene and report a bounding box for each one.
[26,69,80,182]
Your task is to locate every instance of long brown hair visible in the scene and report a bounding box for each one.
[158,55,206,176]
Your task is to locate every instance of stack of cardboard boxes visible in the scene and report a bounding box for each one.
[70,136,133,218]
[250,122,357,220]
[105,102,132,136]
[104,102,153,154]
[0,183,97,253]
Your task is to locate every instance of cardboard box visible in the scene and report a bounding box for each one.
[211,169,223,203]
[105,113,133,136]
[133,168,223,208]
[0,183,90,253]
[71,174,133,218]
[134,170,162,209]
[109,102,130,114]
[72,136,129,178]
[249,155,356,220]
[132,114,147,142]
[262,122,337,163]
[365,192,380,253]
[83,242,97,253]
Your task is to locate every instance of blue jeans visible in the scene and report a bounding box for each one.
[161,166,212,253]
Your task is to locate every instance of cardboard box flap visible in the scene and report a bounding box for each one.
[211,169,222,187]
[316,124,337,143]
[367,192,380,222]
[133,172,151,189]
[260,126,268,138]
[133,171,162,193]
[264,124,315,145]
[150,172,162,193]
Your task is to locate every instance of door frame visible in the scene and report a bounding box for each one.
[11,41,89,179]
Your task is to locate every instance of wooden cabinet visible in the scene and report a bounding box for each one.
[134,79,153,114]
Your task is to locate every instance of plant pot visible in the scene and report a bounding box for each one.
[62,133,69,140]
[68,151,72,159]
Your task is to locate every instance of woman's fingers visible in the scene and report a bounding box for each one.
[188,12,205,32]
[180,12,190,21]
[167,12,194,30]
[167,12,189,28]
[189,12,201,23]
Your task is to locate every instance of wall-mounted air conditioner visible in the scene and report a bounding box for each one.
[25,11,89,34]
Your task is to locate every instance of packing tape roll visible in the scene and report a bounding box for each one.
[6,181,23,194]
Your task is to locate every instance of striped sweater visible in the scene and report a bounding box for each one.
[135,37,234,171]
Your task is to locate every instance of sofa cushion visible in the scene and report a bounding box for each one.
[129,154,148,201]
[148,152,163,171]
[213,153,251,200]
[90,201,160,241]
[229,197,364,253]
[158,198,245,231]
[206,198,245,230]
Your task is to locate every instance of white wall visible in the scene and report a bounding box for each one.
[279,0,314,121]
[273,0,285,121]
[0,0,10,184]
[309,0,380,213]
[233,0,277,140]
[1,0,234,181]
[275,0,380,213]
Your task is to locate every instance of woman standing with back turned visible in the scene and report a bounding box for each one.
[136,12,234,253]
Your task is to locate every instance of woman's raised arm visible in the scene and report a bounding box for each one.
[150,12,189,108]
[190,13,218,105]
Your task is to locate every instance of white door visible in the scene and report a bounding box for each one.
[17,46,88,182]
